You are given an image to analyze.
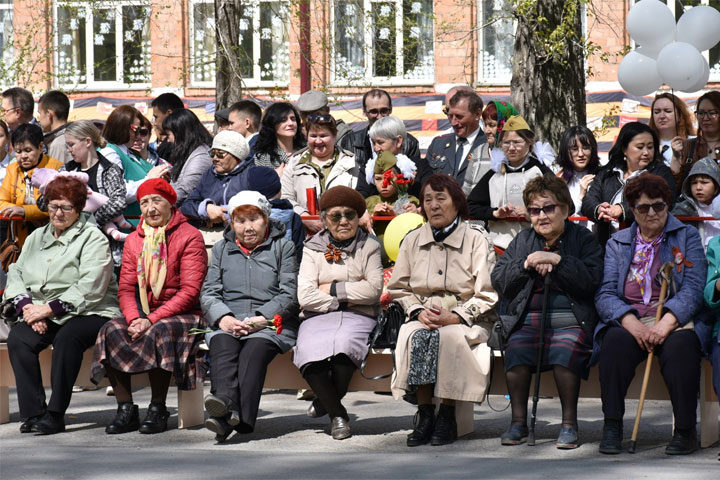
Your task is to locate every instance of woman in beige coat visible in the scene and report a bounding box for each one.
[281,114,358,235]
[388,174,498,447]
[294,186,383,440]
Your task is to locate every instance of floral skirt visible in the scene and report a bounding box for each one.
[91,314,206,390]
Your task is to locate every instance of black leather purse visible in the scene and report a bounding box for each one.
[367,301,404,350]
[360,301,405,380]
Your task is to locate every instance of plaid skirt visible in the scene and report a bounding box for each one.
[504,309,592,379]
[91,314,206,390]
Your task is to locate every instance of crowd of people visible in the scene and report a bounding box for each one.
[0,85,719,457]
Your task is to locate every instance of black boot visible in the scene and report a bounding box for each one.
[407,404,435,447]
[665,427,699,455]
[138,402,170,434]
[32,411,65,435]
[106,402,140,434]
[20,414,44,434]
[431,404,457,446]
[599,419,623,454]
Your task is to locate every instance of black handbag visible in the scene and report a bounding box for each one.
[487,314,514,351]
[367,301,404,350]
[360,301,405,380]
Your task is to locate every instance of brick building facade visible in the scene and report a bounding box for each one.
[2,0,719,102]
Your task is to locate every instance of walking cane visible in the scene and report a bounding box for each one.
[628,262,674,454]
[528,273,552,446]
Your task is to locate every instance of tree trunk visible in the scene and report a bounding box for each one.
[215,0,244,110]
[511,0,586,149]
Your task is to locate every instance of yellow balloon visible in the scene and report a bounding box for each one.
[383,213,425,262]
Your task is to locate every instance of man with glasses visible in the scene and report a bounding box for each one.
[1,87,36,133]
[339,88,420,197]
[37,91,72,164]
[417,90,487,192]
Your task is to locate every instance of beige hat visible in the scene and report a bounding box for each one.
[297,90,328,113]
[503,115,532,132]
[228,190,271,217]
[212,130,250,161]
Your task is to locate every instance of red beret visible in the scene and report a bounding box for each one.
[137,178,177,206]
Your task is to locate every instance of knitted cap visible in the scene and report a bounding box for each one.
[137,178,177,206]
[319,185,367,217]
[227,190,271,217]
[212,130,250,161]
[247,166,282,199]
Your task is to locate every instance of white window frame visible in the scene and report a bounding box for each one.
[477,0,515,85]
[329,0,435,87]
[53,0,151,91]
[189,0,290,89]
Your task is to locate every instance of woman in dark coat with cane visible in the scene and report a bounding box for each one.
[491,174,603,449]
[594,173,706,455]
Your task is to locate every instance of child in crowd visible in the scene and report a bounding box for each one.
[364,151,419,238]
[247,165,305,262]
[32,168,132,241]
[671,156,720,249]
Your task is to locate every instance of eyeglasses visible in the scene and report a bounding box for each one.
[325,210,357,223]
[209,149,229,159]
[697,110,719,119]
[502,140,526,149]
[48,203,75,213]
[633,201,667,214]
[528,204,558,217]
[130,125,151,137]
[307,113,335,124]
[366,108,391,116]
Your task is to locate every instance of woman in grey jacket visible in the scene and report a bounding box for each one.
[201,190,298,442]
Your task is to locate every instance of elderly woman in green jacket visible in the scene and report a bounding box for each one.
[3,176,120,435]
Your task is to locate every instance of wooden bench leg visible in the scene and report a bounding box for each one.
[177,385,205,429]
[455,401,475,438]
[0,386,9,424]
[699,361,719,448]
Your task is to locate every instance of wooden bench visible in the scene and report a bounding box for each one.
[1,344,717,447]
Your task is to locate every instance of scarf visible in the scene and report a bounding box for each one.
[431,216,460,242]
[137,221,168,315]
[629,232,663,305]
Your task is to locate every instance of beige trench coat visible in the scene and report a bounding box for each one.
[387,221,498,403]
[281,148,358,216]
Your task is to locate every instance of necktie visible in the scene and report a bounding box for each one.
[454,137,467,176]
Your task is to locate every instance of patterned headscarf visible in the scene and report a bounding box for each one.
[489,101,519,133]
[137,221,168,315]
[629,232,664,305]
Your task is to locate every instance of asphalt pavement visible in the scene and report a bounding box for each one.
[0,385,718,479]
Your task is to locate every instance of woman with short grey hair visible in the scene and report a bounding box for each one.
[368,116,407,147]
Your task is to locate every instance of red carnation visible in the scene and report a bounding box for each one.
[273,314,283,335]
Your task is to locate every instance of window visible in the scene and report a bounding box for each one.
[332,0,434,85]
[478,0,514,84]
[189,0,290,87]
[54,1,151,89]
[0,0,13,85]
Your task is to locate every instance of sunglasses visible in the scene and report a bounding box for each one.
[633,201,667,214]
[307,113,335,125]
[209,149,229,159]
[130,125,151,137]
[366,107,391,116]
[528,204,558,217]
[326,210,357,223]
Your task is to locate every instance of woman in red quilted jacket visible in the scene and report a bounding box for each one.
[91,178,208,435]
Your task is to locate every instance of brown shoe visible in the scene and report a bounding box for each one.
[330,416,351,440]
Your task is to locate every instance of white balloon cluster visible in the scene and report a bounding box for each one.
[618,0,720,96]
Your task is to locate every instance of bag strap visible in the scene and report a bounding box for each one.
[681,137,697,182]
[484,347,510,412]
[360,349,394,381]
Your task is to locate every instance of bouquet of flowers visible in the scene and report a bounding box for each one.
[189,314,283,336]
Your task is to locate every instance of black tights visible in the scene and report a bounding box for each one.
[506,364,580,428]
[302,354,356,420]
[107,366,172,405]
